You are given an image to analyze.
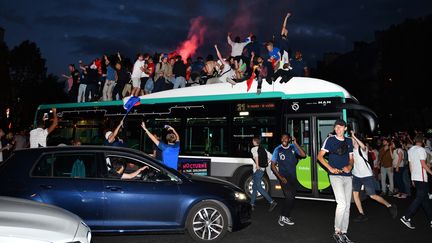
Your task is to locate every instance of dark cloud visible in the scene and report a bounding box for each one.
[1,0,431,75]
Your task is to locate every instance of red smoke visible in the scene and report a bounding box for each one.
[176,16,207,60]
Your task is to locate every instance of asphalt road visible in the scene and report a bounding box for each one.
[93,195,431,243]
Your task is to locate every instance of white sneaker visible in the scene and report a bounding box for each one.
[400,216,415,229]
[428,193,432,200]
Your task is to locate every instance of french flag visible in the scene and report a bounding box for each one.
[123,96,141,113]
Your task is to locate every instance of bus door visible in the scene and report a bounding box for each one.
[284,116,315,197]
[285,115,339,199]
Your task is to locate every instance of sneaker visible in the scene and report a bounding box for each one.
[268,201,278,212]
[400,216,415,229]
[388,204,398,219]
[429,193,432,200]
[332,232,345,243]
[341,233,354,243]
[250,204,255,212]
[282,216,295,225]
[398,194,407,199]
[353,213,368,222]
[256,88,261,95]
[278,216,285,226]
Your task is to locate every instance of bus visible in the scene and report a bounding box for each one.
[35,77,377,201]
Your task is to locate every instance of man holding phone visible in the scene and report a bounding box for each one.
[271,133,306,226]
[141,122,180,170]
[30,108,58,148]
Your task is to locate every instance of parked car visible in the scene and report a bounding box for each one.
[0,146,251,242]
[0,196,91,243]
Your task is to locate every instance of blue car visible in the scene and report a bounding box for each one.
[0,146,251,242]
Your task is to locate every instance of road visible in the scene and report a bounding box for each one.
[93,195,430,243]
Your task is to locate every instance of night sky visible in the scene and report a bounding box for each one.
[1,0,431,77]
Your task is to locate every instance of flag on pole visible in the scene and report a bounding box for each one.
[122,96,141,120]
[246,66,257,92]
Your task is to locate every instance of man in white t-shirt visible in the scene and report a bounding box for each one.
[400,135,432,229]
[350,131,397,223]
[30,108,58,148]
[131,54,145,96]
[206,45,236,85]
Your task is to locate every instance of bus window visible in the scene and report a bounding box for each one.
[232,116,276,157]
[142,118,182,155]
[185,117,228,156]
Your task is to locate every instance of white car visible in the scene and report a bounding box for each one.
[0,196,91,243]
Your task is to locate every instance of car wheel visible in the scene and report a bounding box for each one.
[241,173,270,200]
[186,201,228,242]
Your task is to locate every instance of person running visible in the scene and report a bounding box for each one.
[317,119,354,243]
[350,131,398,222]
[250,137,278,212]
[400,135,432,229]
[271,133,306,226]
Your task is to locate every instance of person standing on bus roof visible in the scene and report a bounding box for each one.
[350,130,397,223]
[30,108,58,148]
[317,119,354,243]
[141,121,180,170]
[104,120,124,147]
[250,137,278,212]
[271,133,306,227]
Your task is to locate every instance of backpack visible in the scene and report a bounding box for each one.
[257,145,269,168]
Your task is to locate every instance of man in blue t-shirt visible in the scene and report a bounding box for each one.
[317,119,354,243]
[271,133,306,227]
[141,121,180,170]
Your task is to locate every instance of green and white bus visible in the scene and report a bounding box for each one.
[35,77,377,201]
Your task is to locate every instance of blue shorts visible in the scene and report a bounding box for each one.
[352,176,377,196]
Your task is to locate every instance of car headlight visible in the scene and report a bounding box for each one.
[234,192,248,201]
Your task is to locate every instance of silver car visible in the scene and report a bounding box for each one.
[0,196,91,243]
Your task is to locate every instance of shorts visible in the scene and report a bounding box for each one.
[132,77,141,88]
[352,176,377,196]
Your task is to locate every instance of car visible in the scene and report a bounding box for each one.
[0,196,91,243]
[0,146,251,242]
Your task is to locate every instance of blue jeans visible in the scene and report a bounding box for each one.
[250,169,272,205]
[173,76,186,89]
[403,181,432,221]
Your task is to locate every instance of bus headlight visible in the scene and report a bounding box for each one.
[234,192,247,201]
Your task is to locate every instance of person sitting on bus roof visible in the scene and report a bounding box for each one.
[206,44,236,85]
[141,121,180,170]
[104,120,124,147]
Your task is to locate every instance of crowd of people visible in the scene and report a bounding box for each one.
[61,12,310,102]
[1,108,432,243]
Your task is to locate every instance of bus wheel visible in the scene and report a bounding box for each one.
[241,173,270,200]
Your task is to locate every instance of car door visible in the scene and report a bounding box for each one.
[30,151,105,229]
[101,153,183,231]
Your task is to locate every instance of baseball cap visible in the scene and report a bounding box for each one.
[105,131,113,140]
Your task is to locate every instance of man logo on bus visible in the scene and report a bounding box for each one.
[291,102,299,111]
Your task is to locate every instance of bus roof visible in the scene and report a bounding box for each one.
[38,77,354,110]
